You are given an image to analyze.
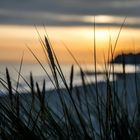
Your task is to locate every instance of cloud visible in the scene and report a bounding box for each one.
[0,0,140,26]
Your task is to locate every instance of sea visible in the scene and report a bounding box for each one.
[0,63,139,94]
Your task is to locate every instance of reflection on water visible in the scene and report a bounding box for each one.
[0,63,139,93]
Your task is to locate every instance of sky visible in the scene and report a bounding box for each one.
[1,0,140,26]
[0,0,140,64]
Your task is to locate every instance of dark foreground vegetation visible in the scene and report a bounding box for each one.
[0,31,140,140]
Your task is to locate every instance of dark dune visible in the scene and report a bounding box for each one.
[110,53,140,64]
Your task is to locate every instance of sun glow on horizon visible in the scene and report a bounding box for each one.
[0,25,140,64]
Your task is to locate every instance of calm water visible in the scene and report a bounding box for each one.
[0,63,139,94]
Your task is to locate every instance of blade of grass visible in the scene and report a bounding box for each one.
[70,65,74,92]
[6,68,13,110]
[26,45,56,88]
[15,52,24,118]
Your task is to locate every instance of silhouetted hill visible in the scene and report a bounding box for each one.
[111,53,140,64]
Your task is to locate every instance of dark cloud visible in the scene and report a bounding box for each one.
[0,0,140,26]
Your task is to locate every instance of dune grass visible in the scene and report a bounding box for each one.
[0,25,140,140]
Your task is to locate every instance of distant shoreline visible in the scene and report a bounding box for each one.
[110,53,140,64]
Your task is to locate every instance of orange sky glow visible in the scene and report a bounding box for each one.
[0,25,140,64]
